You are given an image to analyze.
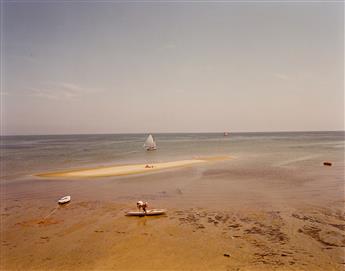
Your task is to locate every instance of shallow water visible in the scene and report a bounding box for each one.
[1,131,343,180]
[1,131,344,210]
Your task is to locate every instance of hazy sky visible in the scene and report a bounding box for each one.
[1,1,344,135]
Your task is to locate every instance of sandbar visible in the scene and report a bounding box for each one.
[37,156,230,178]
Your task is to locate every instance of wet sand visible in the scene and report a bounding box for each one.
[1,156,344,270]
[1,200,344,271]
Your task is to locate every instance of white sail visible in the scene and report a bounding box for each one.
[144,134,157,150]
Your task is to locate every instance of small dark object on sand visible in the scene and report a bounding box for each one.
[224,253,230,257]
[323,162,332,166]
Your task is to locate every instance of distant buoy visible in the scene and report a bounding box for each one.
[323,162,332,166]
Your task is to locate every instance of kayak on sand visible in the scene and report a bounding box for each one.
[126,209,167,216]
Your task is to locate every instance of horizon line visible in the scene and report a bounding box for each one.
[1,129,344,137]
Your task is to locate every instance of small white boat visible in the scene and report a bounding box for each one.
[126,209,166,216]
[58,195,71,204]
[143,134,157,151]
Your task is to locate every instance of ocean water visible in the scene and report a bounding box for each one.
[1,131,343,182]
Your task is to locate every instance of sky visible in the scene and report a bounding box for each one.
[1,1,344,135]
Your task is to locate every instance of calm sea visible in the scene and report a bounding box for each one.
[1,131,344,183]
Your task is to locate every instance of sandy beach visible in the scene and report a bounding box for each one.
[1,198,344,270]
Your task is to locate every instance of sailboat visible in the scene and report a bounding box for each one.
[143,134,157,151]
